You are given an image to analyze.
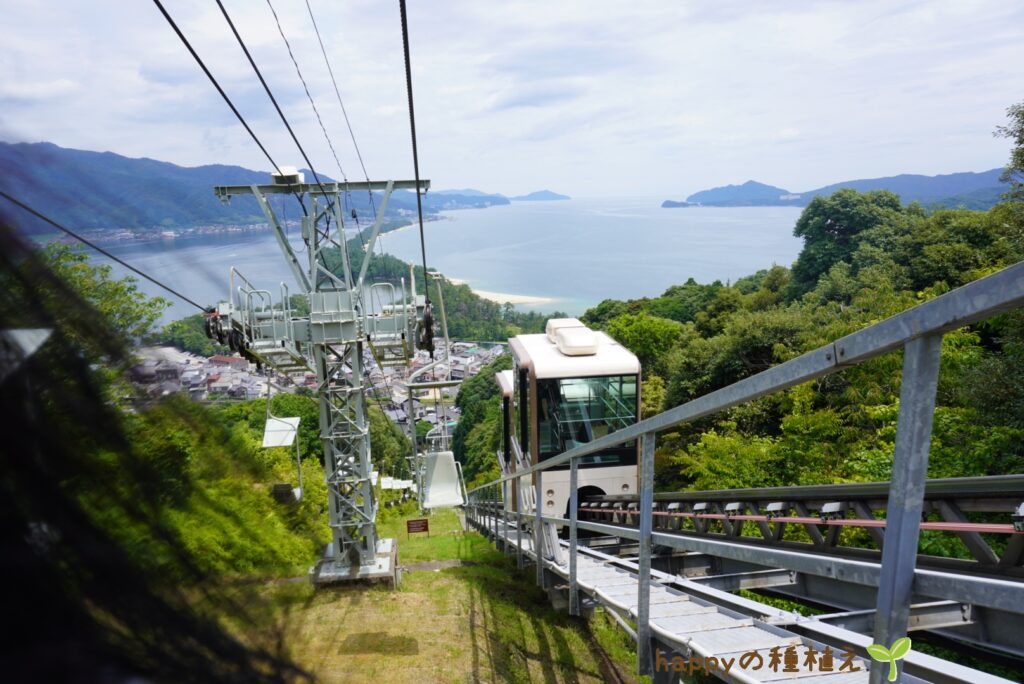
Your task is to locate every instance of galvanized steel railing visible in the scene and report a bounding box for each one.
[466,260,1024,682]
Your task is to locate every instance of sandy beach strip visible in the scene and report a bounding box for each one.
[447,277,555,306]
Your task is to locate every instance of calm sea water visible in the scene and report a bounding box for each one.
[380,199,804,313]
[89,199,804,324]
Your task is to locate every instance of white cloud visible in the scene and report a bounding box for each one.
[0,0,1021,197]
[0,78,82,101]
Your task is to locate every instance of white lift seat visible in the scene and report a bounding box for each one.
[422,451,467,509]
[262,416,303,502]
[262,416,300,448]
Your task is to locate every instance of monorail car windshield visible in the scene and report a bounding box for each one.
[535,373,637,469]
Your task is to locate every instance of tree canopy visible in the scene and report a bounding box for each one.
[995,100,1024,202]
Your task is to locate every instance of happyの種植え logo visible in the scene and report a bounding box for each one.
[866,637,912,681]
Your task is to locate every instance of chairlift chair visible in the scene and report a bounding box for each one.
[262,382,304,503]
[420,450,468,510]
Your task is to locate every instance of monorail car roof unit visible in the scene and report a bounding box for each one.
[508,318,640,380]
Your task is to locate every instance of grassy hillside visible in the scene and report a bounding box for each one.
[262,508,640,683]
[1,230,328,681]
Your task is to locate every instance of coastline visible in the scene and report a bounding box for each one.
[446,277,555,306]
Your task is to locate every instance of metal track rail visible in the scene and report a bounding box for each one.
[466,503,1015,684]
[558,513,1024,662]
[582,474,1024,578]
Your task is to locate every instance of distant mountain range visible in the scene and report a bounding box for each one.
[663,169,1009,210]
[0,141,568,235]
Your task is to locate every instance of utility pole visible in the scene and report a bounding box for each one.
[206,171,429,586]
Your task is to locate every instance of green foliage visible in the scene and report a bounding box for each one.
[18,243,423,580]
[453,354,512,483]
[604,311,685,375]
[788,189,905,297]
[584,278,728,327]
[434,276,561,340]
[156,312,227,356]
[956,311,1024,429]
[79,392,415,580]
[580,297,631,326]
[641,375,666,418]
[995,100,1024,202]
[369,404,413,477]
[216,394,321,469]
[664,305,816,409]
[32,243,169,345]
[81,397,330,578]
[217,393,410,478]
[667,428,782,490]
[462,403,504,489]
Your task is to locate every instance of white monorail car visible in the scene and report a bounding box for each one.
[496,318,640,521]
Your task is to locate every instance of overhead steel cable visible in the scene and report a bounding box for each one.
[304,0,385,273]
[0,190,206,312]
[264,0,348,187]
[149,0,306,217]
[398,0,430,301]
[214,0,337,226]
[258,0,358,277]
[304,0,378,222]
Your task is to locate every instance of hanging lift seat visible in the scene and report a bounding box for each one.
[262,416,303,503]
[422,451,468,509]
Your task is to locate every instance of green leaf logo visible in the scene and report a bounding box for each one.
[867,637,912,681]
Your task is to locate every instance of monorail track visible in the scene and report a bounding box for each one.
[583,474,1024,578]
[468,501,1022,683]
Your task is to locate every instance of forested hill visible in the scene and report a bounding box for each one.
[666,168,1008,209]
[0,141,505,234]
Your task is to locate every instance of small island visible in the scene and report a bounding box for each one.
[510,190,570,201]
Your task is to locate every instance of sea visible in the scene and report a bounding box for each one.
[85,198,805,325]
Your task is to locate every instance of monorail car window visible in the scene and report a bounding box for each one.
[536,373,638,469]
[517,366,529,455]
[501,395,511,464]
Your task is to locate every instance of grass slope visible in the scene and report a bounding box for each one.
[259,508,641,683]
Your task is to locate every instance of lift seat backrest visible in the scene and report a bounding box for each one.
[422,451,467,509]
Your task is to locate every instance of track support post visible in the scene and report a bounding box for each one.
[535,470,544,587]
[569,455,580,616]
[870,334,942,684]
[515,476,524,569]
[637,431,656,675]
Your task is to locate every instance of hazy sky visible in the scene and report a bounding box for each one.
[2,0,1022,197]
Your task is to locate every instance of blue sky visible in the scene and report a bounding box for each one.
[1,0,1022,197]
